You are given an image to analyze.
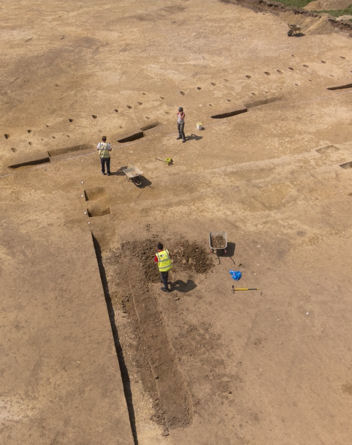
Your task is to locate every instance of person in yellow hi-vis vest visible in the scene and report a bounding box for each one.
[97,135,112,175]
[154,242,172,292]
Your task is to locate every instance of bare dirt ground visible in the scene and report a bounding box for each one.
[1,0,352,444]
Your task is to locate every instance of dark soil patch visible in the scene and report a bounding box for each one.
[103,236,213,430]
[172,240,213,273]
[104,236,196,431]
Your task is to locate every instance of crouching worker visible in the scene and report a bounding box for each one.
[154,242,172,292]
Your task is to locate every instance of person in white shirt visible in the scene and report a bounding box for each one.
[97,136,112,175]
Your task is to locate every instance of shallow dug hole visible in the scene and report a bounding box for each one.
[340,161,352,169]
[84,187,107,201]
[211,107,247,119]
[87,203,110,217]
[103,236,213,430]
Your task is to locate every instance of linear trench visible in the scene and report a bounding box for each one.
[92,234,138,445]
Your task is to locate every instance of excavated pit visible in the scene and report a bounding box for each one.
[244,96,282,108]
[48,144,92,157]
[327,83,352,91]
[8,152,50,169]
[211,107,247,119]
[103,237,213,431]
[84,187,107,201]
[117,131,144,143]
[340,161,352,169]
[87,203,111,217]
[140,121,160,131]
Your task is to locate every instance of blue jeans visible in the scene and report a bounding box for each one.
[100,158,111,174]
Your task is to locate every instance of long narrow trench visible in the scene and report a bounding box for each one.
[92,234,139,445]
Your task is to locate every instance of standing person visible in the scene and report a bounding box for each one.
[97,136,112,175]
[154,242,172,292]
[177,106,186,143]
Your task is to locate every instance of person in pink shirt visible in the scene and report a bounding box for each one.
[177,106,186,143]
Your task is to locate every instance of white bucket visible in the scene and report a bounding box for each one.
[196,122,203,130]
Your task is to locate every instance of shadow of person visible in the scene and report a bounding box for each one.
[111,166,128,176]
[171,279,197,293]
[186,133,203,141]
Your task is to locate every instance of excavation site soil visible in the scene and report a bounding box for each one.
[104,237,213,432]
[1,0,352,444]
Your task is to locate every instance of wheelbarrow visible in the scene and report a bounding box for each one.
[209,231,228,255]
[122,165,143,186]
[288,24,302,37]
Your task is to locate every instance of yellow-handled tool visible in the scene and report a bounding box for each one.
[232,285,259,292]
[156,157,173,165]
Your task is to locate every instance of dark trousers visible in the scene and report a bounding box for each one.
[177,123,186,141]
[100,157,111,174]
[160,271,169,289]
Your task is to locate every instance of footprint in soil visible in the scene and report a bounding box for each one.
[66,135,70,138]
[288,67,294,71]
[160,96,164,99]
[211,82,216,86]
[126,105,132,109]
[223,78,229,82]
[340,56,346,59]
[27,129,31,133]
[226,98,231,102]
[142,92,146,95]
[164,111,170,114]
[4,133,9,139]
[321,60,326,64]
[264,71,270,76]
[46,124,50,127]
[208,103,213,107]
[92,114,97,119]
[196,86,201,90]
[251,92,256,96]
[145,116,150,119]
[179,91,185,95]
[68,118,73,122]
[52,136,56,139]
[11,147,16,152]
[137,101,143,105]
[303,64,309,68]
[276,69,282,74]
[245,74,251,79]
[28,141,32,145]
[114,109,118,112]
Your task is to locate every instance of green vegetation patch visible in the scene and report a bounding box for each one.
[315,5,352,17]
[274,0,314,8]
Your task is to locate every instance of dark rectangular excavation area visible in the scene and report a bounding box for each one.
[117,131,144,143]
[8,155,50,169]
[327,83,352,91]
[211,108,247,119]
[140,121,159,131]
[48,144,92,157]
